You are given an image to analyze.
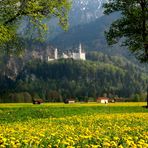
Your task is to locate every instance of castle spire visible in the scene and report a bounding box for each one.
[79,43,82,53]
[54,48,58,59]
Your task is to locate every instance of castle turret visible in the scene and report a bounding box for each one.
[54,48,58,59]
[79,43,86,60]
[72,43,86,60]
[79,43,82,54]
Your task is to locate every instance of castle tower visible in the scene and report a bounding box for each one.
[54,48,58,59]
[79,43,86,60]
[79,43,82,54]
[72,43,86,60]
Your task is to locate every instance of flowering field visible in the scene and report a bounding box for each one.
[0,103,148,148]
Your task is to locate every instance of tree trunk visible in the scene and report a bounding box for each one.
[146,84,148,108]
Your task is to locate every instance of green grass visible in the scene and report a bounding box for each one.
[0,102,148,147]
[0,102,148,123]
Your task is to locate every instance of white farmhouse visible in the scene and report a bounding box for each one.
[97,97,109,104]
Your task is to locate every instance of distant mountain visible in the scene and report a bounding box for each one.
[45,0,109,40]
[69,0,108,26]
[50,13,127,56]
[19,0,109,43]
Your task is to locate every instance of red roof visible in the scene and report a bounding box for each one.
[97,97,109,100]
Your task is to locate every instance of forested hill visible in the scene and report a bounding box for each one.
[0,53,147,103]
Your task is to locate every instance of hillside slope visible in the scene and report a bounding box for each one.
[1,53,147,103]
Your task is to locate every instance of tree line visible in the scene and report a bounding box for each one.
[0,55,147,103]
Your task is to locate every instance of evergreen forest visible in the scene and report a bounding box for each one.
[0,52,147,103]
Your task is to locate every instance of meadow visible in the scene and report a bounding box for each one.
[0,102,148,148]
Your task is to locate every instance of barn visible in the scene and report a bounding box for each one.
[64,99,75,104]
[33,99,44,104]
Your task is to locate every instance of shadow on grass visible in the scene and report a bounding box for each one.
[142,106,148,108]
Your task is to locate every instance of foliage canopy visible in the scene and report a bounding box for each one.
[103,0,148,62]
[0,0,71,49]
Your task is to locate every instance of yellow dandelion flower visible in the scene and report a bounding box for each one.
[118,144,124,148]
[113,136,119,141]
[103,142,110,147]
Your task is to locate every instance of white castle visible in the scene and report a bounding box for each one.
[48,44,86,61]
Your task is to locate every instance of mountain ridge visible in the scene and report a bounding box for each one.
[50,13,127,56]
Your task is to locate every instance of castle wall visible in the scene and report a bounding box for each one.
[80,53,86,60]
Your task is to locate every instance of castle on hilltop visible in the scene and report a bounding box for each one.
[30,44,86,62]
[48,44,86,61]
